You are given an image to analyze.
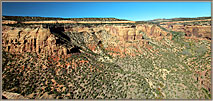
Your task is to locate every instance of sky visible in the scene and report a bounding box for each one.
[2,2,211,21]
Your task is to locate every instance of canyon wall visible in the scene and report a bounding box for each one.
[2,23,211,57]
[2,24,169,57]
[2,25,68,57]
[161,24,211,40]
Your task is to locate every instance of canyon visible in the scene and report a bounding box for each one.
[2,16,212,99]
[3,22,211,57]
[2,24,169,56]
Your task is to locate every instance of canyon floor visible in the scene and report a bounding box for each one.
[2,16,212,99]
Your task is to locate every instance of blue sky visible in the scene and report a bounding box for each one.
[2,2,211,21]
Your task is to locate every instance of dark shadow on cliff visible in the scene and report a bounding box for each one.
[49,25,71,45]
[68,46,82,54]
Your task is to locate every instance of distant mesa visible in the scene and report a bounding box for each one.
[148,16,211,23]
[2,16,136,24]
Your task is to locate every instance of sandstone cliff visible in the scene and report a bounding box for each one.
[161,24,211,40]
[2,25,68,57]
[2,24,170,57]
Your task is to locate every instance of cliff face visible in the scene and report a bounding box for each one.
[2,20,18,24]
[161,24,211,40]
[2,25,68,56]
[3,22,211,58]
[2,24,170,57]
[64,24,170,54]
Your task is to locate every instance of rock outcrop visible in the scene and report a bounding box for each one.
[2,25,68,56]
[2,24,172,57]
[161,24,211,39]
[2,91,28,99]
[3,22,209,58]
[2,20,18,24]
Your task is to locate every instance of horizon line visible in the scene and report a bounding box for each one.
[2,15,211,21]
